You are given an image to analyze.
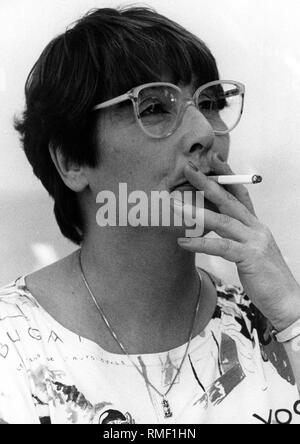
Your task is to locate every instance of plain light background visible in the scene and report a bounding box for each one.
[0,0,299,286]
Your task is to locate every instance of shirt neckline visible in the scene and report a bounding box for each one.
[14,271,220,365]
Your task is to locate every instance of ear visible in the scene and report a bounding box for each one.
[49,144,89,192]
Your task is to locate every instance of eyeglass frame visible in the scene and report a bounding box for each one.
[92,80,245,139]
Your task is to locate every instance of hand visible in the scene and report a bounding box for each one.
[177,155,300,332]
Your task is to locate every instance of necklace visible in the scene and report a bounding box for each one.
[78,250,202,419]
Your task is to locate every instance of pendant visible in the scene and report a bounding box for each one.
[162,398,173,418]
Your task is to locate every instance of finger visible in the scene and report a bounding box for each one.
[177,236,244,263]
[211,154,257,216]
[184,163,258,227]
[173,200,253,242]
[205,209,253,242]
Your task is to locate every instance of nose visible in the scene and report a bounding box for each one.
[180,102,215,155]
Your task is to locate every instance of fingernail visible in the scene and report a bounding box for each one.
[188,161,199,172]
[177,238,191,244]
[213,153,225,163]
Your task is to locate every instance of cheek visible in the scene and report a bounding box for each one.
[95,126,164,190]
[95,113,141,168]
[93,112,174,194]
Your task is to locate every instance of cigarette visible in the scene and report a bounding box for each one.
[208,174,263,185]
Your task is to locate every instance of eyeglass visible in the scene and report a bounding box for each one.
[92,80,245,139]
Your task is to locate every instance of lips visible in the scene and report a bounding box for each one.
[172,182,197,192]
[171,171,214,192]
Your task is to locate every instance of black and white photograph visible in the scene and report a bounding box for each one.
[0,0,300,426]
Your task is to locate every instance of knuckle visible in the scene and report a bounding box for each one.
[250,244,267,260]
[220,238,232,254]
[225,191,237,202]
[204,186,217,201]
[217,213,232,228]
[199,237,207,249]
[250,224,273,256]
[258,224,272,242]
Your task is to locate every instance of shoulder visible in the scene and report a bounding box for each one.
[0,278,39,330]
[0,252,76,328]
[0,277,36,310]
[23,251,80,303]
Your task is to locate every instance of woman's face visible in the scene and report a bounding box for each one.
[84,81,230,231]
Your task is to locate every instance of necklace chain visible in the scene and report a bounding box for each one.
[78,250,202,419]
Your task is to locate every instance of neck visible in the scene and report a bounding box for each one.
[80,226,199,324]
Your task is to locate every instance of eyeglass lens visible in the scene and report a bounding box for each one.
[196,83,242,134]
[137,82,243,137]
[137,85,181,138]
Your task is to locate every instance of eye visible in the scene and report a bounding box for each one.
[198,94,228,112]
[139,98,168,117]
[197,96,215,111]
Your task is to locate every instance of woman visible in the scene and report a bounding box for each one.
[1,6,300,424]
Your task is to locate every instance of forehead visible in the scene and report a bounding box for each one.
[161,67,195,82]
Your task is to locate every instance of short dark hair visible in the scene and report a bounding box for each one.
[14,6,219,245]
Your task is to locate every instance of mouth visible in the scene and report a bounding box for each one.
[171,182,197,193]
[170,171,215,192]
